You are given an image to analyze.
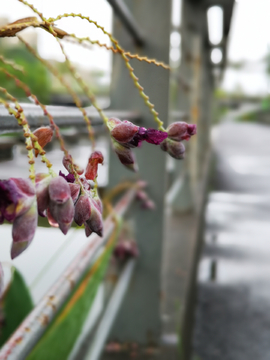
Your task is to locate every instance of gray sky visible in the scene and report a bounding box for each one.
[222,0,270,95]
[1,0,113,71]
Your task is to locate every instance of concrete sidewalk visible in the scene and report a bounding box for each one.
[192,120,270,360]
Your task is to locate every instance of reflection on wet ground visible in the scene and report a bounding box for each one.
[192,119,270,360]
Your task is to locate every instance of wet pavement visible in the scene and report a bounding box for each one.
[192,117,270,360]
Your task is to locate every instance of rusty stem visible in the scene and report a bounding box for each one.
[17,35,95,148]
[0,92,55,179]
[0,69,84,187]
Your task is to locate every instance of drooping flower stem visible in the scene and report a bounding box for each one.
[14,2,166,132]
[55,34,109,134]
[66,34,170,70]
[16,1,109,134]
[0,55,25,74]
[49,13,165,131]
[17,35,95,144]
[0,96,36,182]
[0,69,80,183]
[0,94,54,179]
[17,0,44,20]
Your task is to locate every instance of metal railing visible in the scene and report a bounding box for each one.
[0,189,137,360]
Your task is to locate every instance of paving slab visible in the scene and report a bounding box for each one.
[192,118,270,360]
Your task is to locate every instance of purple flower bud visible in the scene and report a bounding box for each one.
[69,183,80,204]
[136,190,155,210]
[35,173,51,217]
[59,171,75,183]
[0,263,4,296]
[112,139,138,172]
[85,202,103,237]
[11,199,38,259]
[111,121,139,143]
[113,241,139,261]
[32,126,53,157]
[84,222,93,237]
[160,138,185,159]
[74,194,91,226]
[107,117,122,130]
[80,177,91,191]
[85,151,104,181]
[49,176,71,204]
[49,197,74,235]
[136,190,148,202]
[63,155,84,175]
[47,208,59,228]
[142,199,156,210]
[167,122,197,141]
[0,178,35,223]
[85,190,103,237]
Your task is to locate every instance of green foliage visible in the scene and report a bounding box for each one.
[26,224,120,360]
[0,267,33,346]
[0,42,51,103]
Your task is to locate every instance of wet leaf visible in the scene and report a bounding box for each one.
[26,223,121,360]
[0,267,33,346]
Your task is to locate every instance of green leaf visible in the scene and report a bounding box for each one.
[26,223,121,360]
[0,267,34,347]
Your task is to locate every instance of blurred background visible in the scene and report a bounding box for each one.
[1,0,270,359]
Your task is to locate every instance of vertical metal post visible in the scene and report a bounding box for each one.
[107,0,172,344]
[171,0,213,213]
[170,0,201,212]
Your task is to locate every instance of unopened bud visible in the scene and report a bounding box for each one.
[35,173,51,216]
[49,197,74,235]
[69,183,80,204]
[107,117,122,131]
[74,194,91,226]
[85,194,103,237]
[112,139,138,172]
[32,126,53,157]
[0,178,35,223]
[111,120,139,143]
[113,240,139,261]
[11,199,37,259]
[63,155,84,175]
[160,138,185,159]
[49,176,71,204]
[47,208,59,228]
[167,122,197,141]
[84,222,93,237]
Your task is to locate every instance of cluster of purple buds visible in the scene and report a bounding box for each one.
[160,122,197,159]
[36,174,75,234]
[108,118,168,171]
[108,118,196,169]
[0,148,104,259]
[62,152,104,237]
[113,240,139,262]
